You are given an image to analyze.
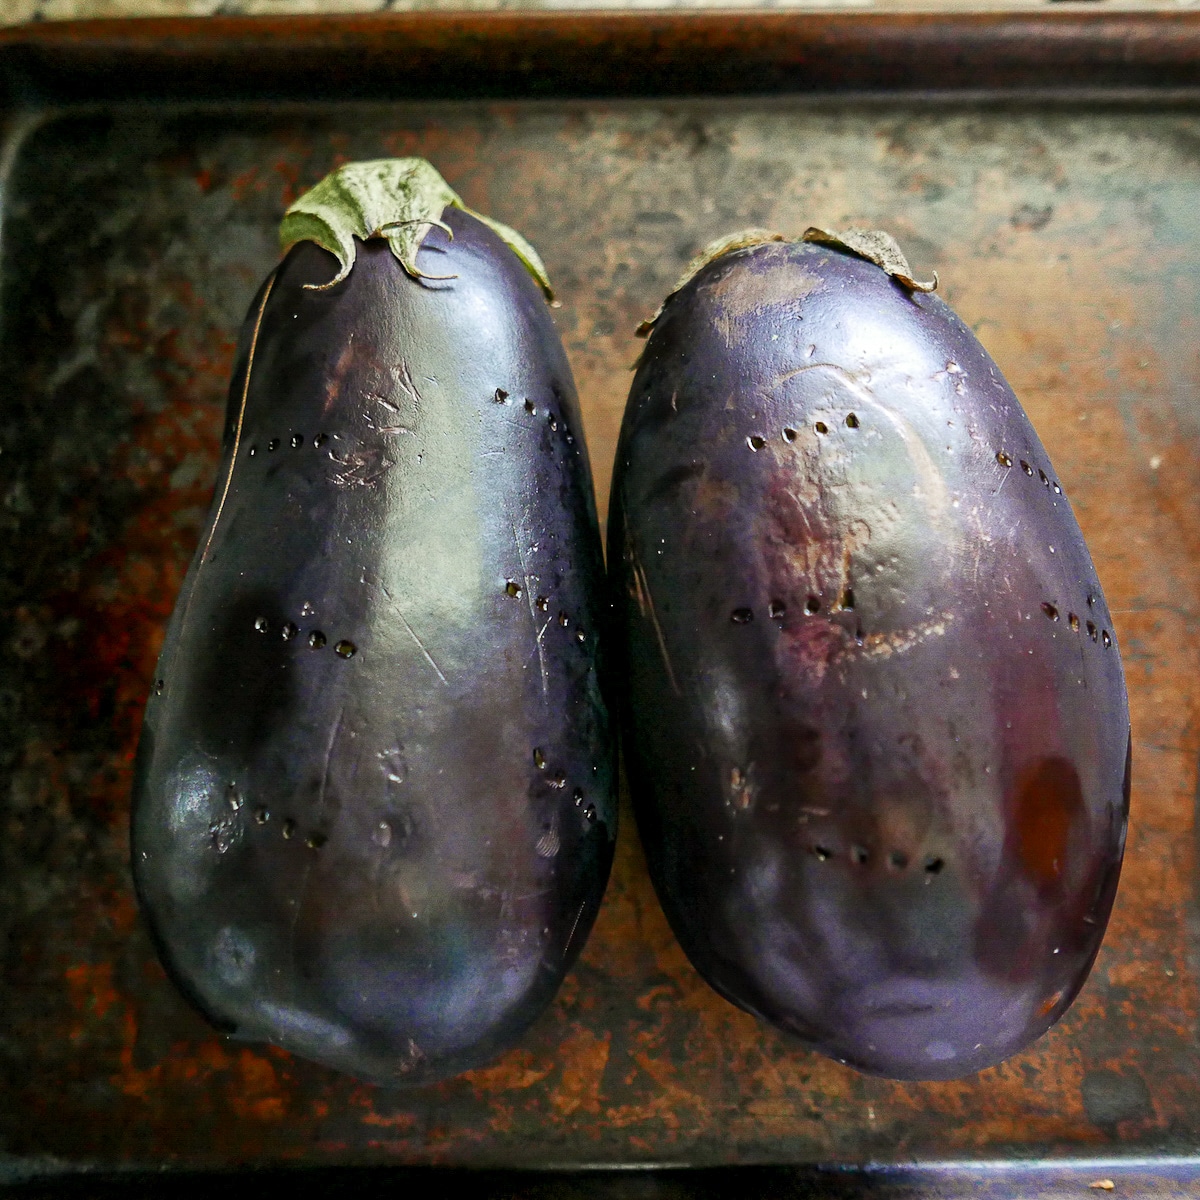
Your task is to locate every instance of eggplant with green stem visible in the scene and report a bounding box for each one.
[609,227,1129,1080]
[132,159,615,1086]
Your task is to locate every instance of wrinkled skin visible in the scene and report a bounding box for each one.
[609,240,1129,1080]
[133,211,615,1087]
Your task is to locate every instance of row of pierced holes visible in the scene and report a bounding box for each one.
[996,450,1062,495]
[494,389,576,445]
[254,615,356,657]
[811,842,945,874]
[748,413,860,451]
[223,758,597,852]
[504,582,588,644]
[249,433,327,455]
[533,747,596,821]
[268,811,325,849]
[1040,596,1112,647]
[246,388,578,457]
[221,786,326,849]
[997,453,1113,647]
[731,590,853,625]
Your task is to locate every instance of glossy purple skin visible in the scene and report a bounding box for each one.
[132,210,615,1087]
[608,240,1130,1080]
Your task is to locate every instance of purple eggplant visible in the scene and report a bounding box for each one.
[132,160,615,1086]
[609,228,1129,1080]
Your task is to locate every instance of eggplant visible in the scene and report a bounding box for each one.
[132,160,615,1086]
[609,227,1129,1080]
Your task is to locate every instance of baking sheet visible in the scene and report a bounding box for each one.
[0,81,1197,1176]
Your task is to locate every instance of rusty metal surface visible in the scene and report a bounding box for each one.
[0,93,1198,1173]
[6,12,1200,103]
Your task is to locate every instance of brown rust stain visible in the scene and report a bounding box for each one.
[64,961,120,1039]
[550,1027,612,1118]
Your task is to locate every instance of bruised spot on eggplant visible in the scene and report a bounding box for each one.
[705,251,821,346]
[643,462,706,506]
[636,228,786,336]
[1012,756,1084,888]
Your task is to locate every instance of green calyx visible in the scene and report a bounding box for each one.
[279,158,553,300]
[636,225,936,337]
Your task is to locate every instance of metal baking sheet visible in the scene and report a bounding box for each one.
[0,15,1198,1188]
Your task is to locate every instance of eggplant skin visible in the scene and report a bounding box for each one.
[609,239,1130,1081]
[132,209,615,1087]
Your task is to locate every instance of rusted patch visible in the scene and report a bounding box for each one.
[550,1026,612,1118]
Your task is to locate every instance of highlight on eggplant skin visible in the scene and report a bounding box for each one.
[131,161,615,1087]
[609,228,1130,1081]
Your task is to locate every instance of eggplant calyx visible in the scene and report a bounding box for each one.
[801,226,938,293]
[279,158,554,300]
[635,225,936,338]
[636,228,786,337]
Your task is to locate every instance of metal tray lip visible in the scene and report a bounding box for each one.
[4,6,1200,33]
[3,7,1200,102]
[6,7,1200,50]
[5,1154,1200,1192]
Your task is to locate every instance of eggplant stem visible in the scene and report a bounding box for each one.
[282,159,551,296]
[380,216,454,240]
[302,267,351,292]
